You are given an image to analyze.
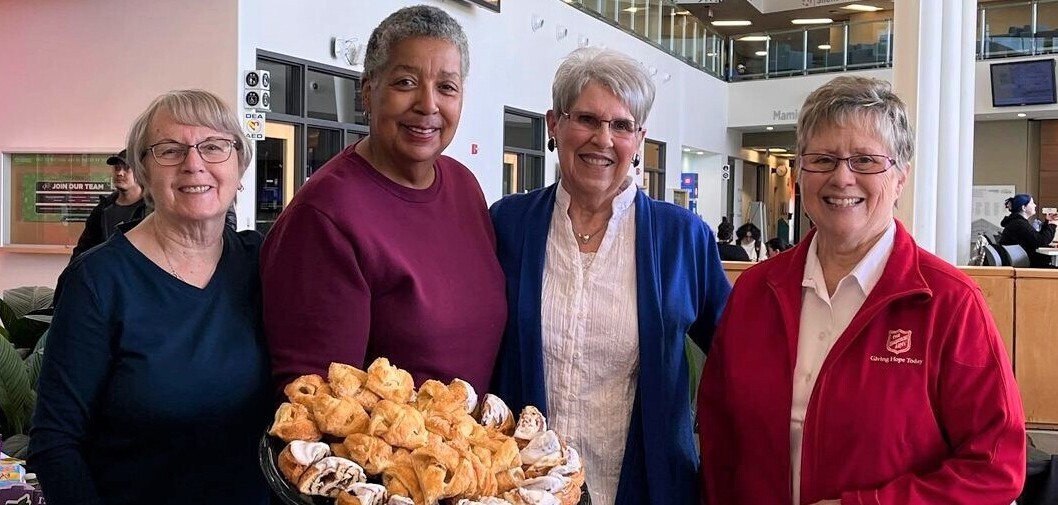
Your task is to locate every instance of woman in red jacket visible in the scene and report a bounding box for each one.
[698,75,1025,505]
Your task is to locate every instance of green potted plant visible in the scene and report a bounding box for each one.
[0,286,54,459]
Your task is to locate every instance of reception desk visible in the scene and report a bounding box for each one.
[721,262,1055,425]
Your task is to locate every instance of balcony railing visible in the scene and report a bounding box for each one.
[978,0,1058,59]
[729,19,892,80]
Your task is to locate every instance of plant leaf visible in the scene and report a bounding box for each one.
[0,338,32,435]
[2,286,55,320]
[8,317,50,349]
[26,329,47,390]
[0,325,8,341]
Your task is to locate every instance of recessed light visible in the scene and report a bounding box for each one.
[769,148,788,153]
[706,52,717,57]
[755,51,768,56]
[696,151,705,155]
[842,4,883,12]
[818,44,832,50]
[683,148,692,152]
[765,126,774,131]
[792,18,834,25]
[623,6,640,13]
[713,20,752,27]
[1018,113,1027,117]
[676,10,691,16]
[738,35,770,42]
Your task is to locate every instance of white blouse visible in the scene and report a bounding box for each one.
[540,181,639,505]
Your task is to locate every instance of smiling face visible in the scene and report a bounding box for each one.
[800,120,908,250]
[144,109,240,225]
[361,37,463,173]
[547,82,643,201]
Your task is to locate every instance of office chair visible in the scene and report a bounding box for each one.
[1001,244,1031,267]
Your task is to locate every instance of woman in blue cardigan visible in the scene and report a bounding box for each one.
[490,47,731,505]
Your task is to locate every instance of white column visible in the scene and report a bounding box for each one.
[892,0,977,265]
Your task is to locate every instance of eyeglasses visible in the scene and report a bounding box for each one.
[562,111,641,138]
[146,139,240,166]
[799,153,896,175]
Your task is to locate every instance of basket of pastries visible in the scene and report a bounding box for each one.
[259,357,590,505]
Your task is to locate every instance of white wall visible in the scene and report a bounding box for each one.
[238,0,730,206]
[0,0,239,291]
[728,68,893,128]
[681,151,725,226]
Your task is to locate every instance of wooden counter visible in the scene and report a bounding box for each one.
[1013,268,1058,425]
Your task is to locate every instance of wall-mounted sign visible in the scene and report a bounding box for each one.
[31,180,111,221]
[243,112,266,140]
[772,109,799,121]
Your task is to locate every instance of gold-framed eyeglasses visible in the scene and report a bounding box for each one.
[562,111,641,138]
[799,153,896,175]
[146,138,240,166]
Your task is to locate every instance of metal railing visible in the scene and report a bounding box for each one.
[728,19,893,80]
[978,0,1058,59]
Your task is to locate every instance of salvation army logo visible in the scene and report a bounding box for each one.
[886,329,912,355]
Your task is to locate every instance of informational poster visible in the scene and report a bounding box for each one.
[8,153,111,246]
[971,185,1016,239]
[32,180,111,218]
[680,172,699,199]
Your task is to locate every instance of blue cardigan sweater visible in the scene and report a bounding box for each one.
[489,184,731,504]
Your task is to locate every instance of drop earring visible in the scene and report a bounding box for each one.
[547,137,556,152]
[632,154,641,168]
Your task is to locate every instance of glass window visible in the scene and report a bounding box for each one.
[255,122,298,235]
[306,127,344,180]
[806,26,842,72]
[847,19,890,67]
[617,0,636,32]
[768,29,804,76]
[306,69,364,124]
[503,109,545,195]
[732,35,769,80]
[1036,0,1058,54]
[982,2,1033,57]
[503,112,542,151]
[643,140,665,200]
[257,59,300,115]
[4,153,111,247]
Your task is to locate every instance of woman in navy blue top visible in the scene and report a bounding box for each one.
[30,90,272,505]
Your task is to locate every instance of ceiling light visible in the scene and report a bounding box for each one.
[765,126,774,131]
[676,10,691,15]
[842,4,883,12]
[1018,113,1027,117]
[706,52,717,57]
[792,18,833,25]
[768,148,788,153]
[683,148,692,152]
[696,151,705,155]
[623,7,640,13]
[818,44,832,50]
[739,35,770,42]
[713,20,752,27]
[755,51,768,56]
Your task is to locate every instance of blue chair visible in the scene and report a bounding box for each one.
[1000,244,1031,267]
[982,244,1002,267]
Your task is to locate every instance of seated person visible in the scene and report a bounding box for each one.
[765,237,790,257]
[735,222,766,262]
[716,220,750,261]
[999,193,1057,268]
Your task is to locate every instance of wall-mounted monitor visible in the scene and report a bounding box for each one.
[465,0,499,12]
[990,59,1057,107]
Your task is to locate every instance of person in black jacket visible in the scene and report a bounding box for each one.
[717,220,751,261]
[999,193,1057,268]
[69,149,146,262]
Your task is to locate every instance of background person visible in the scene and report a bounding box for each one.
[735,222,765,261]
[260,6,506,393]
[698,75,1024,505]
[999,193,1057,267]
[69,149,147,262]
[30,90,272,504]
[717,219,750,261]
[490,47,731,505]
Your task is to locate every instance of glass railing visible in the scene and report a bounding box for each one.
[730,19,892,80]
[978,0,1058,59]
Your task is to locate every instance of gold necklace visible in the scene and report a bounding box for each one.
[573,225,606,245]
[152,221,185,282]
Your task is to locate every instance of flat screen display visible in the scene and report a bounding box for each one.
[991,59,1057,107]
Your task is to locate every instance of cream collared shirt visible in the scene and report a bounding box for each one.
[541,181,639,505]
[790,220,896,505]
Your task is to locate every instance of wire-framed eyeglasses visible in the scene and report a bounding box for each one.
[799,153,896,175]
[562,111,641,138]
[146,139,240,166]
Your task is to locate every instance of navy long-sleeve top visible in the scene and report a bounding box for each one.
[29,226,272,505]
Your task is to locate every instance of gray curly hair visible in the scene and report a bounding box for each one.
[363,5,469,82]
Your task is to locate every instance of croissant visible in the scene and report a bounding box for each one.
[365,357,415,404]
[381,462,424,505]
[285,374,331,406]
[342,433,396,474]
[448,378,478,414]
[312,395,371,437]
[477,394,515,436]
[329,362,369,399]
[494,466,525,494]
[269,402,322,443]
[368,400,429,450]
[278,440,331,484]
[513,406,547,447]
[297,456,368,497]
[410,440,460,504]
[415,380,455,414]
[355,388,383,413]
[335,483,388,505]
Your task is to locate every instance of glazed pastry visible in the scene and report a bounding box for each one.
[365,357,415,404]
[513,406,547,446]
[278,440,331,484]
[297,456,368,497]
[503,488,561,505]
[520,475,568,493]
[457,499,514,505]
[312,395,370,437]
[386,496,415,505]
[329,362,369,399]
[449,378,478,414]
[548,446,582,478]
[284,374,330,406]
[335,483,388,505]
[341,433,396,474]
[269,402,322,443]
[477,394,515,435]
[368,400,429,450]
[519,431,561,466]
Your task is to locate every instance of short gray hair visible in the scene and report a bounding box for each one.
[126,90,252,203]
[552,47,656,125]
[363,5,469,82]
[796,75,914,171]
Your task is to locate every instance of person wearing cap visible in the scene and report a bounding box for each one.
[69,148,147,262]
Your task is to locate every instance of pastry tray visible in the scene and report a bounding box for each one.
[259,433,592,505]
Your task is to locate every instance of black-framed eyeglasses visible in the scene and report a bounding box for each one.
[146,138,240,166]
[799,153,896,175]
[561,111,641,138]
